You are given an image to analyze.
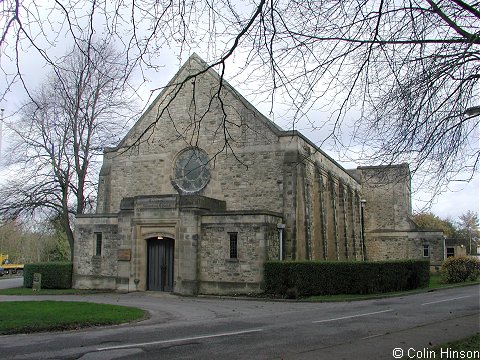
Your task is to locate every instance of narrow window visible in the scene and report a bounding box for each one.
[229,232,238,259]
[423,244,430,257]
[446,247,455,258]
[95,233,103,256]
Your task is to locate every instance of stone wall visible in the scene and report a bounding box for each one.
[125,195,227,294]
[199,212,281,294]
[73,215,119,289]
[100,143,286,213]
[97,54,283,215]
[279,135,363,262]
[356,164,413,231]
[365,231,444,270]
[356,164,445,269]
[76,194,284,295]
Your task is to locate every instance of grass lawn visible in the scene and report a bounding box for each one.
[0,301,147,334]
[405,333,480,359]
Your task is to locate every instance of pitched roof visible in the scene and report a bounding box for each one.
[109,53,283,151]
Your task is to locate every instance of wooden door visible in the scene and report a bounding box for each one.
[147,238,174,291]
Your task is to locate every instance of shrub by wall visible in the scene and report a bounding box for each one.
[264,260,429,298]
[23,262,73,289]
[441,256,480,283]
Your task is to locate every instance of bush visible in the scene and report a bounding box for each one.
[441,256,480,283]
[264,260,430,298]
[23,262,73,289]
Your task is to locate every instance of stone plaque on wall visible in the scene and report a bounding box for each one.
[117,249,131,261]
[136,197,177,209]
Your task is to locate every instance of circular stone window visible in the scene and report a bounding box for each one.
[172,148,211,194]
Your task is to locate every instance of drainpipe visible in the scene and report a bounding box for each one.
[443,236,446,261]
[360,199,367,261]
[277,224,286,261]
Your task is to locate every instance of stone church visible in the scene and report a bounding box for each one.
[73,54,444,295]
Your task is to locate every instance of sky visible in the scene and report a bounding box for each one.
[424,178,479,220]
[0,2,478,223]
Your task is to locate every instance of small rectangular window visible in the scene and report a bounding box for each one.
[229,233,238,259]
[95,233,103,256]
[423,244,430,257]
[446,247,455,258]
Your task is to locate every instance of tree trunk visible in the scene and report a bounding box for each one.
[65,222,75,261]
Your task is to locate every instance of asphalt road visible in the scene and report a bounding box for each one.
[0,276,23,289]
[0,285,478,360]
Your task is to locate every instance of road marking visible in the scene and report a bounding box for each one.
[312,309,393,324]
[97,328,264,351]
[360,333,383,340]
[421,295,472,306]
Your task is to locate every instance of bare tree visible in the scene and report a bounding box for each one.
[1,1,479,198]
[458,210,479,254]
[0,38,136,259]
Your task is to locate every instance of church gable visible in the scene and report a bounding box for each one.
[115,53,281,154]
[97,54,288,214]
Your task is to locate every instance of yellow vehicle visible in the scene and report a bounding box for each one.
[0,254,24,275]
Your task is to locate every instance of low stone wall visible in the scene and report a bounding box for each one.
[198,280,263,295]
[73,274,117,290]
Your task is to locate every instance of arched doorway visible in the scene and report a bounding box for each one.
[147,237,174,291]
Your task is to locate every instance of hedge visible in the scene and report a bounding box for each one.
[263,260,429,298]
[23,262,73,289]
[441,256,480,283]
